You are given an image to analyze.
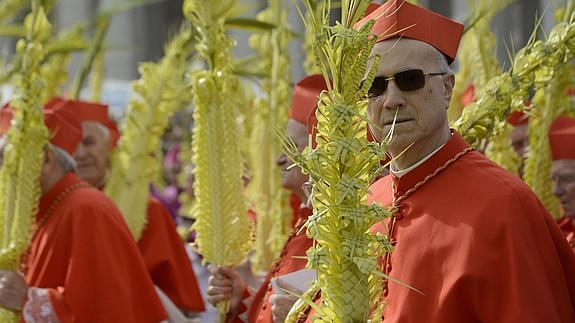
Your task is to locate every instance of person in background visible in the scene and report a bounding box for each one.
[53,98,205,320]
[549,116,575,252]
[206,74,328,323]
[0,103,167,322]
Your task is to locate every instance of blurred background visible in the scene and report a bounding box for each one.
[0,0,565,117]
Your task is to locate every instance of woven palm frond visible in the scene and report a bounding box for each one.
[105,25,195,240]
[0,1,52,321]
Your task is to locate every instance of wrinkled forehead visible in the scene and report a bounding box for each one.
[552,159,575,175]
[81,121,107,138]
[286,119,308,145]
[510,123,529,139]
[370,38,442,76]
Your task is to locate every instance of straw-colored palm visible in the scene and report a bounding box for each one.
[284,1,394,321]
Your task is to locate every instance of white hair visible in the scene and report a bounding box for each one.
[51,144,77,173]
[94,123,110,142]
[435,48,452,74]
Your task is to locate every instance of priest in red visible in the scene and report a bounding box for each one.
[507,111,530,177]
[51,98,205,318]
[0,105,167,322]
[358,1,575,322]
[206,74,328,322]
[549,116,575,251]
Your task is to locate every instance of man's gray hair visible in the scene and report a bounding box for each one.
[51,144,77,173]
[94,122,110,142]
[435,48,452,74]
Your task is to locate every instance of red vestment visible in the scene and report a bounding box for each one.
[25,173,167,323]
[557,217,575,253]
[230,194,313,323]
[368,133,575,322]
[138,197,205,312]
[246,194,313,323]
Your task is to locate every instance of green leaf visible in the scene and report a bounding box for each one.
[224,17,302,37]
[0,25,26,38]
[225,18,276,32]
[227,2,261,19]
[97,0,167,17]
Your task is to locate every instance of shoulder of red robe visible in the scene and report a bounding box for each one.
[0,102,83,156]
[549,116,575,160]
[50,97,120,147]
[354,0,464,63]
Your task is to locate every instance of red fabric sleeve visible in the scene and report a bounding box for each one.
[138,198,205,312]
[46,200,167,323]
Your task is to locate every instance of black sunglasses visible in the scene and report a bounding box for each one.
[365,69,446,99]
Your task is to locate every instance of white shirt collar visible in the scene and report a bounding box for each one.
[390,142,447,178]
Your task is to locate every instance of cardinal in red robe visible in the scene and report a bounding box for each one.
[363,1,575,322]
[298,1,575,322]
[549,116,575,252]
[0,105,167,322]
[52,98,205,317]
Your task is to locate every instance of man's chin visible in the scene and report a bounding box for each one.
[388,134,416,154]
[76,170,101,186]
[279,179,291,191]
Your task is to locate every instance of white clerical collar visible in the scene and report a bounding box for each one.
[390,142,447,178]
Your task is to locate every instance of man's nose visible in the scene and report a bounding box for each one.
[276,154,286,166]
[553,180,564,198]
[383,81,406,110]
[74,144,87,159]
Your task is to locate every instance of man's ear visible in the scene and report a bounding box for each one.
[443,74,455,105]
[41,147,55,175]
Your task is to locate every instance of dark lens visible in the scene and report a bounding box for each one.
[395,69,425,91]
[368,76,388,98]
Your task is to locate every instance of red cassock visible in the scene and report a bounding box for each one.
[368,132,575,322]
[557,217,575,253]
[247,194,312,322]
[24,173,167,323]
[230,194,313,322]
[138,197,205,312]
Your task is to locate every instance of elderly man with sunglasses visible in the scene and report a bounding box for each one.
[360,1,575,322]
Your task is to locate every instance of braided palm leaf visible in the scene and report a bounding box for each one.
[0,0,27,23]
[0,23,87,92]
[104,25,195,240]
[484,124,521,173]
[247,0,293,273]
[449,0,511,122]
[88,16,111,102]
[184,0,253,319]
[89,50,104,101]
[285,1,393,321]
[38,26,85,103]
[458,0,519,172]
[303,0,322,74]
[0,2,51,321]
[523,88,565,218]
[454,15,575,148]
[522,4,575,219]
